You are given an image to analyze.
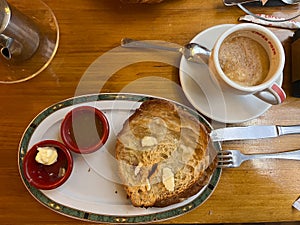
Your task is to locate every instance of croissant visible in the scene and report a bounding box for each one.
[115,99,217,207]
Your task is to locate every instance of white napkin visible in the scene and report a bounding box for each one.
[293,197,300,211]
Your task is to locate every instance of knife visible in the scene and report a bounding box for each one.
[223,0,286,6]
[223,0,260,6]
[210,125,300,142]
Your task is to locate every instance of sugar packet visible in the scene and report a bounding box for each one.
[239,14,300,29]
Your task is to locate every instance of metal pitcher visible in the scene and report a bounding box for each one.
[0,0,39,62]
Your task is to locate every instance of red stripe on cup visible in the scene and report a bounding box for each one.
[272,84,286,103]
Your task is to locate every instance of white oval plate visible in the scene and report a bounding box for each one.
[18,93,221,224]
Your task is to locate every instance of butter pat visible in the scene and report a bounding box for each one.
[162,168,175,192]
[35,147,58,165]
[134,162,143,176]
[141,136,158,147]
[145,178,151,191]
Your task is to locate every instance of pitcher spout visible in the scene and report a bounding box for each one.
[0,34,13,60]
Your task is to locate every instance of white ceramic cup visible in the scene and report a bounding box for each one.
[209,23,285,105]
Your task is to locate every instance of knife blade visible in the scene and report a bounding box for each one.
[210,125,300,142]
[224,0,286,6]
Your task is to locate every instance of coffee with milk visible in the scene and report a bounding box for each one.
[218,33,270,86]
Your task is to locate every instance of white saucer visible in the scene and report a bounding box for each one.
[179,24,283,124]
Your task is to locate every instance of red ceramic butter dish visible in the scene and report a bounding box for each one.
[23,140,73,190]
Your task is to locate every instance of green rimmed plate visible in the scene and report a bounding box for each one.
[18,93,222,224]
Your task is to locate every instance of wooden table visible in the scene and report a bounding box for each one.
[1,0,300,224]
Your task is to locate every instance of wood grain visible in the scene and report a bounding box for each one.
[1,0,300,224]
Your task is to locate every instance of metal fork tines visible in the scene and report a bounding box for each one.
[218,149,300,168]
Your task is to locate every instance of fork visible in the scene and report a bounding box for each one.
[218,149,300,168]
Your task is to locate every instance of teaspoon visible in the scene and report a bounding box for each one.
[121,38,211,64]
